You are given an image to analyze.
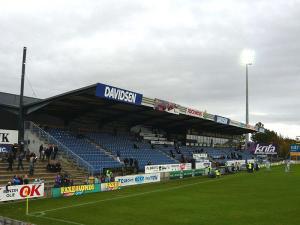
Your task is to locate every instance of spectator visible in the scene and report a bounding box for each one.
[45,146,52,162]
[23,175,29,184]
[134,159,139,173]
[39,144,44,160]
[53,145,59,160]
[94,176,99,184]
[29,155,37,175]
[6,153,14,171]
[124,158,129,167]
[17,151,24,171]
[129,158,134,167]
[25,148,30,161]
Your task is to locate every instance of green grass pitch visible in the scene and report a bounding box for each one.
[1,165,300,225]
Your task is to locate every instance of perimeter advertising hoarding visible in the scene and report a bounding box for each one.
[153,99,180,115]
[95,83,143,105]
[0,130,18,145]
[52,184,100,198]
[145,163,192,174]
[101,182,121,192]
[0,144,11,153]
[0,184,44,202]
[184,108,204,118]
[170,169,206,180]
[115,173,160,187]
[290,144,300,152]
[195,162,211,169]
[290,144,300,157]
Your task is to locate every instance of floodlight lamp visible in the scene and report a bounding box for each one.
[241,49,255,65]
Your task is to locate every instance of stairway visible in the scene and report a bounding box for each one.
[0,159,87,192]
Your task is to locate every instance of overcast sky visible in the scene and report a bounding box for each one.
[1,0,299,138]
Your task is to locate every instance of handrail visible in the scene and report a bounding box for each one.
[25,121,94,175]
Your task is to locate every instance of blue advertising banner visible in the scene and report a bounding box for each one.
[290,144,300,152]
[95,83,143,105]
[214,115,230,125]
[0,144,11,153]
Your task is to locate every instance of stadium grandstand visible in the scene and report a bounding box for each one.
[0,83,256,178]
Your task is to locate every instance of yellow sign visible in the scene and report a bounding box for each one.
[104,182,121,191]
[61,184,95,194]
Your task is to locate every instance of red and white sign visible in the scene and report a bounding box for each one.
[0,183,44,202]
[185,108,203,118]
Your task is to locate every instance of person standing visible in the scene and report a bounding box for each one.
[29,155,36,175]
[39,144,43,160]
[53,145,59,160]
[17,151,24,171]
[45,145,51,162]
[6,153,14,171]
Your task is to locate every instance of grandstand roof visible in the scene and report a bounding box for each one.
[0,92,40,114]
[21,83,256,135]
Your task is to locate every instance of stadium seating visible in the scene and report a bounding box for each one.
[87,132,179,170]
[48,129,123,173]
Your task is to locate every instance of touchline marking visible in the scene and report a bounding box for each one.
[29,214,86,225]
[31,175,239,215]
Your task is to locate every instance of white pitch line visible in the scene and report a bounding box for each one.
[29,214,86,225]
[31,175,239,216]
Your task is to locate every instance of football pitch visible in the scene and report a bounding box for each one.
[1,165,300,225]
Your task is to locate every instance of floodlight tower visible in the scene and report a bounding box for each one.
[241,49,255,150]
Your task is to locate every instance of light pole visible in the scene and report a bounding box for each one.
[245,63,252,147]
[241,49,255,150]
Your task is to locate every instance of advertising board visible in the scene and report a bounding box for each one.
[95,83,143,105]
[0,144,11,153]
[145,163,192,174]
[154,99,180,115]
[195,162,211,169]
[169,169,206,180]
[115,173,160,187]
[252,143,277,155]
[101,182,121,192]
[193,154,208,161]
[52,184,100,198]
[0,130,18,145]
[184,108,204,118]
[0,183,44,202]
[290,144,300,152]
[214,115,230,125]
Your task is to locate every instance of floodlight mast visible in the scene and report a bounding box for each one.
[241,49,255,151]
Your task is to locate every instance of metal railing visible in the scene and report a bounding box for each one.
[25,121,94,175]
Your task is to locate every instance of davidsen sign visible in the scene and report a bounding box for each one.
[253,143,277,155]
[96,83,143,105]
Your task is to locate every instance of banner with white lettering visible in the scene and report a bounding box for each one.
[0,130,18,145]
[0,183,44,202]
[145,163,192,174]
[96,83,143,105]
[0,144,12,153]
[193,153,208,161]
[115,174,160,187]
[154,99,180,115]
[251,143,278,155]
[214,115,230,125]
